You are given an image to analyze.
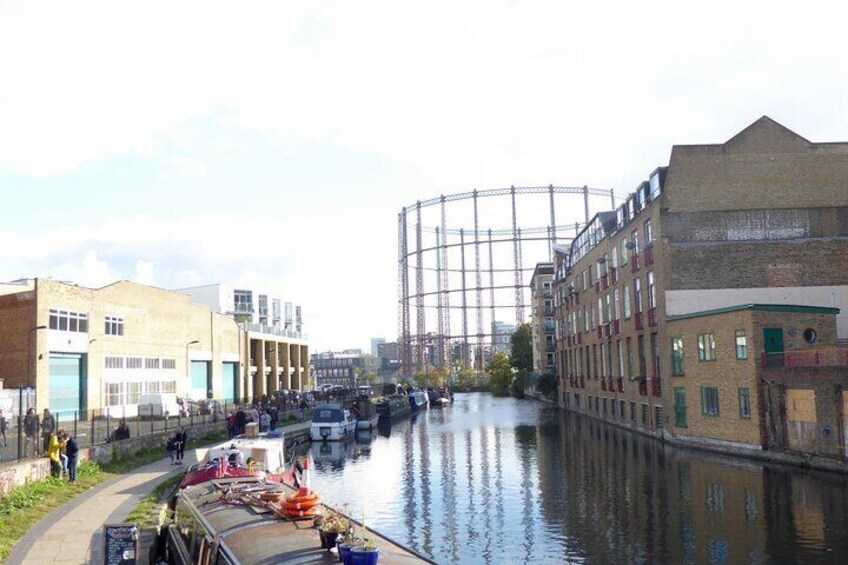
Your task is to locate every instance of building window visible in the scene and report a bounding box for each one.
[105,356,124,369]
[735,331,748,359]
[701,386,720,416]
[641,403,649,427]
[739,388,751,418]
[623,284,631,319]
[674,387,687,427]
[234,289,253,314]
[145,358,160,369]
[803,328,817,344]
[626,338,634,377]
[620,239,629,265]
[644,218,653,244]
[631,230,640,254]
[698,333,716,361]
[126,357,143,369]
[646,272,656,309]
[620,400,626,419]
[106,383,123,406]
[613,289,621,321]
[105,316,124,336]
[49,309,89,333]
[671,337,684,376]
[127,382,142,404]
[162,358,176,370]
[630,401,636,422]
[633,279,643,314]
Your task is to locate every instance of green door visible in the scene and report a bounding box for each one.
[763,328,784,367]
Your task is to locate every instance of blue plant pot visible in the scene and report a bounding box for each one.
[350,546,380,565]
[338,543,355,565]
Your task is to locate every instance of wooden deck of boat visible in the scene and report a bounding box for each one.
[180,479,432,564]
[222,518,430,564]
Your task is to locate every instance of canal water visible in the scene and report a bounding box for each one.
[307,393,848,564]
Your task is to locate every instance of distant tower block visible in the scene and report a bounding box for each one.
[398,185,617,377]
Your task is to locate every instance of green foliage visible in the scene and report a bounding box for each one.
[510,372,526,398]
[509,324,534,373]
[455,368,477,389]
[486,352,513,397]
[413,367,449,389]
[537,372,557,399]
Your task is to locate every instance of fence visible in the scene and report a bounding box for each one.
[0,389,358,464]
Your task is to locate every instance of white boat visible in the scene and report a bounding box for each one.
[310,403,356,442]
[180,432,289,488]
[408,389,429,411]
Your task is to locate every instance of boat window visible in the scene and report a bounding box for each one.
[313,408,343,422]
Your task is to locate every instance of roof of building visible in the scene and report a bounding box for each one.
[667,303,840,322]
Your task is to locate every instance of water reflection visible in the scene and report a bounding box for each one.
[308,393,848,564]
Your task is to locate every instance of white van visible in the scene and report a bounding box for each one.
[138,393,181,419]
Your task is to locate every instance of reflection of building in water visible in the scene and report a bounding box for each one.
[554,117,848,466]
[539,411,848,563]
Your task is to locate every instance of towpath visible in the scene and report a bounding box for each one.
[6,422,311,565]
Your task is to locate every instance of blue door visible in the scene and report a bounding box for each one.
[191,361,210,400]
[49,354,84,418]
[222,362,238,403]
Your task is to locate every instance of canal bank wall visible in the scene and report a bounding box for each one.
[553,402,848,475]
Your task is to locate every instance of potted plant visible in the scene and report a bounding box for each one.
[351,539,380,565]
[337,534,358,565]
[315,511,349,551]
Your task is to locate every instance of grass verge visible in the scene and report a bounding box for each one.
[125,473,182,527]
[0,429,229,562]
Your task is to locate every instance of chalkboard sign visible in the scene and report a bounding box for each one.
[102,523,138,565]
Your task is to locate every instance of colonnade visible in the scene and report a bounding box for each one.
[243,336,310,400]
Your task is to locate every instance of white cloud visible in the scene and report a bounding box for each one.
[134,260,155,285]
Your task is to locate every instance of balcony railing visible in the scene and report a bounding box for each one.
[631,253,640,273]
[249,323,307,340]
[634,312,644,331]
[610,267,618,285]
[613,319,621,335]
[601,274,609,290]
[594,281,600,293]
[638,378,647,396]
[596,326,603,339]
[616,377,624,393]
[602,323,611,339]
[648,307,658,327]
[600,377,607,391]
[761,348,848,368]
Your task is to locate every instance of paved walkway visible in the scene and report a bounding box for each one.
[6,447,206,565]
[6,422,311,564]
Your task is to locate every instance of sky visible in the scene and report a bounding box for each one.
[1,0,847,352]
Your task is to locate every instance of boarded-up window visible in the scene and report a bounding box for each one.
[786,389,817,423]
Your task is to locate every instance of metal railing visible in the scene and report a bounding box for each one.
[0,393,325,464]
[761,347,848,369]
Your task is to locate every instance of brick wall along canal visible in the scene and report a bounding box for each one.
[306,393,848,564]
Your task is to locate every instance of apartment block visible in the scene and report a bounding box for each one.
[530,263,555,375]
[554,117,848,463]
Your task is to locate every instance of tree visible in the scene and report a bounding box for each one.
[537,372,557,399]
[509,324,533,374]
[456,368,477,390]
[486,352,513,397]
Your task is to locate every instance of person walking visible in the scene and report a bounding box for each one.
[174,427,187,464]
[41,408,55,455]
[64,432,79,482]
[24,408,38,457]
[166,435,176,465]
[235,408,247,435]
[0,408,7,447]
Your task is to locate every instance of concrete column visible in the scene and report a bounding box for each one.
[269,342,279,395]
[300,345,310,390]
[281,342,291,390]
[245,337,254,402]
[255,338,267,399]
[291,344,301,391]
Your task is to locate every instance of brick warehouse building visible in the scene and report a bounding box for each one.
[554,116,848,464]
[0,278,309,417]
